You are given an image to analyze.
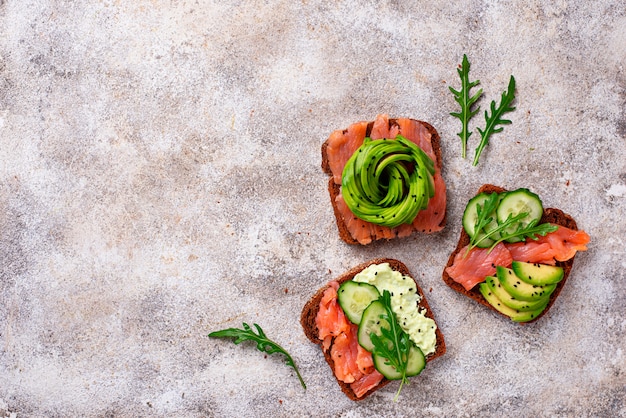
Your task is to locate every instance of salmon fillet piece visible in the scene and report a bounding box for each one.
[412,169,446,233]
[506,225,590,264]
[326,121,368,185]
[315,281,385,395]
[316,282,351,351]
[330,325,361,383]
[351,367,385,398]
[444,243,514,291]
[506,242,556,265]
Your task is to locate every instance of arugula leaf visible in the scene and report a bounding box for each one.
[468,210,529,251]
[209,322,306,389]
[368,290,413,401]
[449,54,483,159]
[473,75,516,166]
[467,208,558,254]
[488,218,558,250]
[467,192,500,248]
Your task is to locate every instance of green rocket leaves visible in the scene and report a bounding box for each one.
[449,55,516,166]
[209,322,306,389]
[473,75,516,166]
[449,54,483,159]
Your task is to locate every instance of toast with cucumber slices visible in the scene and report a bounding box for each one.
[442,184,590,323]
[301,259,446,400]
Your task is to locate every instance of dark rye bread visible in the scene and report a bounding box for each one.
[442,184,580,324]
[321,118,445,245]
[301,258,446,400]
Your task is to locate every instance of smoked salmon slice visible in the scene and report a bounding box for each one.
[351,368,385,398]
[315,281,384,397]
[506,225,590,264]
[326,121,368,185]
[445,243,514,291]
[325,114,446,244]
[316,282,351,351]
[446,225,590,290]
[506,242,555,265]
[330,325,361,383]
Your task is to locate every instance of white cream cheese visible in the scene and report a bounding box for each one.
[353,263,437,356]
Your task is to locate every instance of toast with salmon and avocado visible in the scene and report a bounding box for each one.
[442,184,590,323]
[321,114,447,245]
[301,258,446,400]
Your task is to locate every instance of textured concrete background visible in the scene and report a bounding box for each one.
[1,1,625,417]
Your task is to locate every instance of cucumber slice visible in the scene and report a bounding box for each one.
[497,266,556,302]
[496,188,544,243]
[337,281,381,324]
[405,345,426,376]
[372,344,425,380]
[462,192,499,248]
[511,261,564,286]
[357,300,390,352]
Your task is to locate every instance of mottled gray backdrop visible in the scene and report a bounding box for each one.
[1,1,625,417]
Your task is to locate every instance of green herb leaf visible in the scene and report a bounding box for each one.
[449,54,483,159]
[468,210,529,252]
[368,290,413,401]
[487,218,559,250]
[467,207,559,254]
[468,193,500,249]
[209,322,306,389]
[473,75,516,166]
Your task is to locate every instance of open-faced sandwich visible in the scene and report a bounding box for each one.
[442,184,590,323]
[321,114,447,245]
[301,259,446,400]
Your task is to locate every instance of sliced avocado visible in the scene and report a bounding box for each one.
[510,302,548,322]
[512,261,564,286]
[485,275,550,312]
[497,266,556,302]
[479,283,548,322]
[341,136,435,228]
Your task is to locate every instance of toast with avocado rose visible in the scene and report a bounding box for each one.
[321,114,447,245]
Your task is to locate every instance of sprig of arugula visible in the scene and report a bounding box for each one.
[473,75,516,166]
[449,54,483,159]
[449,55,517,166]
[209,322,306,389]
[466,195,558,254]
[466,192,500,249]
[368,290,414,402]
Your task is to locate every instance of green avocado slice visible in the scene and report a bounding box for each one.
[341,135,435,228]
[497,266,556,302]
[485,275,550,312]
[479,283,548,322]
[511,261,564,286]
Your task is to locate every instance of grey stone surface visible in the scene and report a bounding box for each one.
[1,1,625,417]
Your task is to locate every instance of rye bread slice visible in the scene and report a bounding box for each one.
[321,118,445,245]
[301,258,446,400]
[442,184,581,323]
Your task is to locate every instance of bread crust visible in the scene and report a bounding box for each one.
[301,258,446,400]
[321,118,446,245]
[441,184,580,323]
